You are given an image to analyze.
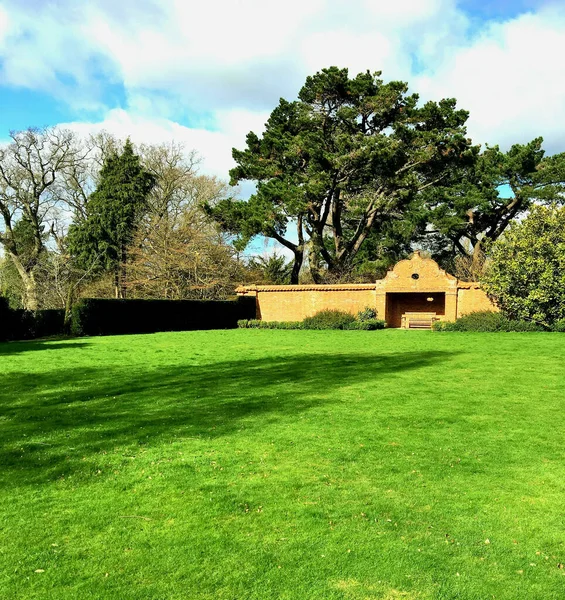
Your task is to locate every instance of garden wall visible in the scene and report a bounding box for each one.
[456,285,497,318]
[240,284,376,322]
[237,252,498,325]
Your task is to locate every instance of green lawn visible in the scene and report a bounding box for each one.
[1,330,564,599]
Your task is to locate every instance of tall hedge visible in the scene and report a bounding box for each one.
[0,299,65,342]
[71,297,256,336]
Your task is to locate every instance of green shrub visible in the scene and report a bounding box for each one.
[433,311,544,332]
[237,319,302,330]
[346,319,386,330]
[238,311,386,331]
[302,310,356,330]
[553,319,565,332]
[431,320,447,332]
[356,307,377,321]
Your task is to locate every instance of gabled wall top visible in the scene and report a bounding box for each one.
[376,251,459,292]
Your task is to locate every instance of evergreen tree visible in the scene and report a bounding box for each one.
[68,140,155,298]
[207,67,476,283]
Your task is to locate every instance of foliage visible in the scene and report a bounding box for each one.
[424,139,565,265]
[481,205,565,327]
[432,311,543,332]
[238,307,386,330]
[238,312,386,330]
[356,306,378,321]
[247,253,293,285]
[237,319,303,330]
[2,331,565,599]
[71,297,255,337]
[68,140,156,298]
[128,213,245,300]
[302,309,356,330]
[209,66,475,282]
[553,319,565,333]
[345,319,386,330]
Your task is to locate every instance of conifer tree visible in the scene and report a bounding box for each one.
[68,140,155,298]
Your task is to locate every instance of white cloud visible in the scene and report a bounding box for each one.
[61,107,269,181]
[1,0,565,171]
[414,5,565,152]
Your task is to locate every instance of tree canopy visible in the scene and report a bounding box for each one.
[423,137,565,274]
[208,67,477,282]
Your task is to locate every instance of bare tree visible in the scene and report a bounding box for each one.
[0,128,83,309]
[127,143,244,299]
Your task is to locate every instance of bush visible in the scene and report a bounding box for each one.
[302,310,356,330]
[238,311,387,331]
[357,307,377,321]
[553,319,565,333]
[345,319,386,330]
[433,311,544,332]
[72,296,256,337]
[481,205,565,326]
[237,319,302,330]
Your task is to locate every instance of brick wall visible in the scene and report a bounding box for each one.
[457,286,498,318]
[236,253,498,325]
[244,285,377,322]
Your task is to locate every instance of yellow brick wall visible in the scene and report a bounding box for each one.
[236,253,498,325]
[254,287,377,322]
[456,287,498,318]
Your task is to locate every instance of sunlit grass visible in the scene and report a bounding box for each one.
[1,329,564,599]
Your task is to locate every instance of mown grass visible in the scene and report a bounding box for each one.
[1,329,564,599]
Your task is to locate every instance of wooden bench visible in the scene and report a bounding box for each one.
[401,312,438,330]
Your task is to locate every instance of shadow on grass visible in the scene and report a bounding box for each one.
[0,350,456,486]
[0,339,90,355]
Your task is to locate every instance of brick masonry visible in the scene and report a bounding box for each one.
[236,252,497,327]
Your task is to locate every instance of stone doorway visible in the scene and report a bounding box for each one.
[385,292,446,328]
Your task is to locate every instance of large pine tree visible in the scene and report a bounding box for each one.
[68,140,155,298]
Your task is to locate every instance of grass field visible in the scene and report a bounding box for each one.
[1,329,564,599]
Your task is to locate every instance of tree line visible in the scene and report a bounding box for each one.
[1,66,564,320]
[0,131,253,317]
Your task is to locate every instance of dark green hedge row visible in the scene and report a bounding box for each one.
[0,296,255,341]
[432,311,546,332]
[0,298,65,341]
[71,297,256,336]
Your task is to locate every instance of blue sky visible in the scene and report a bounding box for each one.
[0,0,564,181]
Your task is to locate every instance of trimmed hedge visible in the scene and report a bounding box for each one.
[237,311,386,331]
[237,319,303,330]
[71,297,256,337]
[0,300,65,342]
[432,311,544,332]
[302,310,356,330]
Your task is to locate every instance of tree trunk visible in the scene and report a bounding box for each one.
[120,243,127,299]
[9,253,38,310]
[114,269,121,299]
[64,285,74,331]
[470,240,486,280]
[289,247,304,284]
[308,242,324,284]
